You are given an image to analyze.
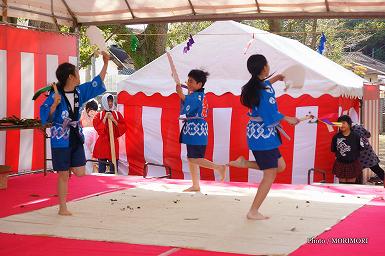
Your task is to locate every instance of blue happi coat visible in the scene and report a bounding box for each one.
[40,75,106,148]
[180,90,208,145]
[247,80,284,151]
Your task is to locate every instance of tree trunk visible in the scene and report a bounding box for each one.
[268,19,281,33]
[302,20,307,44]
[310,19,318,50]
[126,23,168,69]
[142,23,168,64]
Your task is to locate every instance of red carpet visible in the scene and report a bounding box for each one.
[0,233,250,256]
[290,197,385,256]
[0,173,134,217]
[1,174,384,255]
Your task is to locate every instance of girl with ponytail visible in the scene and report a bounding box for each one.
[229,54,299,220]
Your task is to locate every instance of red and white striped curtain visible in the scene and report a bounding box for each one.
[118,92,360,184]
[362,84,380,155]
[0,25,77,173]
[0,24,362,185]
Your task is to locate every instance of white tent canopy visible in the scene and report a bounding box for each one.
[1,0,385,26]
[118,21,363,98]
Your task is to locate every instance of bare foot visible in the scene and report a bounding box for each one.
[183,186,200,192]
[217,165,226,182]
[58,209,73,216]
[247,211,269,220]
[228,156,246,168]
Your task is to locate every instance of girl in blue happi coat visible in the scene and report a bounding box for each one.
[228,54,299,220]
[40,51,109,216]
[176,70,226,192]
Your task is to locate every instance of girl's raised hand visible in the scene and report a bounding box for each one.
[101,51,110,64]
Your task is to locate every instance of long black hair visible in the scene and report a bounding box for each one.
[240,54,269,109]
[55,62,76,91]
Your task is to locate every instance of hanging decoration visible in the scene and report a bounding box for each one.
[317,32,327,55]
[183,34,195,53]
[130,35,139,52]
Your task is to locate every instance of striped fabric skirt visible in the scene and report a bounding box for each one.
[332,160,362,179]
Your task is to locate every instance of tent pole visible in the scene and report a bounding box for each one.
[324,0,330,12]
[255,1,261,13]
[50,0,60,31]
[2,0,7,21]
[187,0,196,15]
[61,0,78,27]
[123,0,135,18]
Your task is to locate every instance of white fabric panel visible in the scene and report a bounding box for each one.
[291,106,319,184]
[212,108,232,181]
[248,150,263,184]
[83,127,97,174]
[68,56,78,66]
[349,107,359,124]
[18,52,34,171]
[117,104,128,176]
[46,55,59,84]
[179,119,190,180]
[142,107,166,178]
[0,50,7,165]
[45,54,59,169]
[118,21,363,99]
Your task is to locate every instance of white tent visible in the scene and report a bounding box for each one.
[119,21,364,98]
[117,21,363,184]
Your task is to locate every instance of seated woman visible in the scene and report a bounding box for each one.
[93,93,127,174]
[80,100,99,174]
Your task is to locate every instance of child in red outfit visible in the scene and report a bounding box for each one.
[93,93,127,174]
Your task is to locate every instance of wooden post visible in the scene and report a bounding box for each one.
[2,0,7,21]
[108,119,117,175]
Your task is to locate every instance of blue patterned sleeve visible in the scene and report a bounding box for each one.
[258,91,284,127]
[180,94,199,115]
[40,92,55,124]
[79,75,106,103]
